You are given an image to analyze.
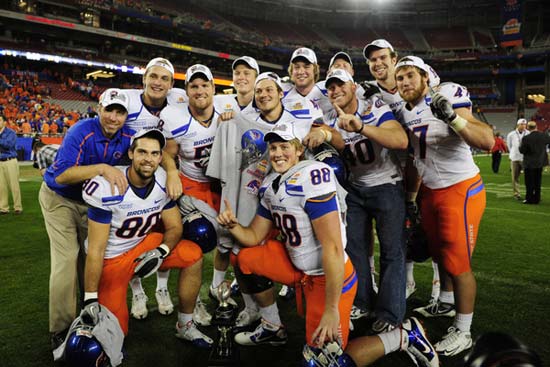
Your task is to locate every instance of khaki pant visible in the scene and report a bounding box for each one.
[511,160,523,197]
[39,182,88,333]
[0,158,22,212]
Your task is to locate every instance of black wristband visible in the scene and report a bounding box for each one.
[356,124,364,134]
[84,298,98,306]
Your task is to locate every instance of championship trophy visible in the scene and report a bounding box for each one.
[208,282,239,366]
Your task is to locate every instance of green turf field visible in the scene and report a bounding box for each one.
[0,155,548,367]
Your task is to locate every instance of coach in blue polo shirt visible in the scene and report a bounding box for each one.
[39,88,134,351]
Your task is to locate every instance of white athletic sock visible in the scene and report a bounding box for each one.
[242,293,259,311]
[431,262,441,298]
[378,328,402,354]
[259,303,282,327]
[212,269,226,289]
[178,312,193,325]
[406,261,415,284]
[454,312,473,332]
[156,269,170,291]
[369,256,375,273]
[130,277,145,295]
[438,290,455,305]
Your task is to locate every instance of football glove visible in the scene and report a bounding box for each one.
[359,81,381,100]
[429,93,456,123]
[134,244,170,278]
[80,299,101,326]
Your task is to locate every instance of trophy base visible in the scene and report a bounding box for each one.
[207,341,240,367]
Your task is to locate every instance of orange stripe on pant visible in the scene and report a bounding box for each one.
[237,239,357,348]
[179,174,221,212]
[420,174,486,276]
[98,232,202,335]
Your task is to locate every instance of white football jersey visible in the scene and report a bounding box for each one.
[258,161,348,275]
[160,104,220,182]
[400,82,478,189]
[123,88,187,130]
[282,86,324,122]
[83,166,172,259]
[324,97,402,187]
[213,94,255,113]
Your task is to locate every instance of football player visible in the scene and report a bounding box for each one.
[160,64,225,325]
[123,57,187,322]
[217,124,439,367]
[207,72,308,334]
[395,56,494,356]
[214,56,260,114]
[81,128,212,348]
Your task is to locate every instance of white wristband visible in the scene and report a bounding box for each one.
[324,129,332,143]
[159,243,170,255]
[84,292,98,301]
[449,115,468,132]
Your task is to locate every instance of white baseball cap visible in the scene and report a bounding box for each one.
[426,63,440,87]
[363,39,394,60]
[145,57,175,76]
[396,55,430,74]
[99,88,129,111]
[264,122,300,143]
[232,56,260,74]
[326,69,354,86]
[517,118,527,125]
[290,47,317,64]
[130,128,166,149]
[329,51,353,69]
[255,72,283,91]
[185,64,214,83]
[396,56,441,87]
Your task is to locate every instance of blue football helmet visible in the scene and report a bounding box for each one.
[64,323,109,367]
[240,129,267,169]
[183,210,217,253]
[309,143,348,186]
[302,341,355,367]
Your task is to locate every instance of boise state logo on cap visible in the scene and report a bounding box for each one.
[99,88,129,111]
[291,47,317,64]
[145,57,175,76]
[185,64,213,82]
[232,56,260,74]
[326,69,354,86]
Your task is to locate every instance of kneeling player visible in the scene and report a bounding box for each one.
[217,124,439,366]
[81,128,212,348]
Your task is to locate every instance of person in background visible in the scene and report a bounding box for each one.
[519,121,550,204]
[0,114,22,215]
[490,132,507,173]
[506,119,528,200]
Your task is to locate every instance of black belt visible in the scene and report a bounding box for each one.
[0,157,15,162]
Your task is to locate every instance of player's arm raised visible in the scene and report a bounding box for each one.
[430,93,494,151]
[310,206,344,346]
[217,199,272,247]
[334,103,407,150]
[454,108,495,151]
